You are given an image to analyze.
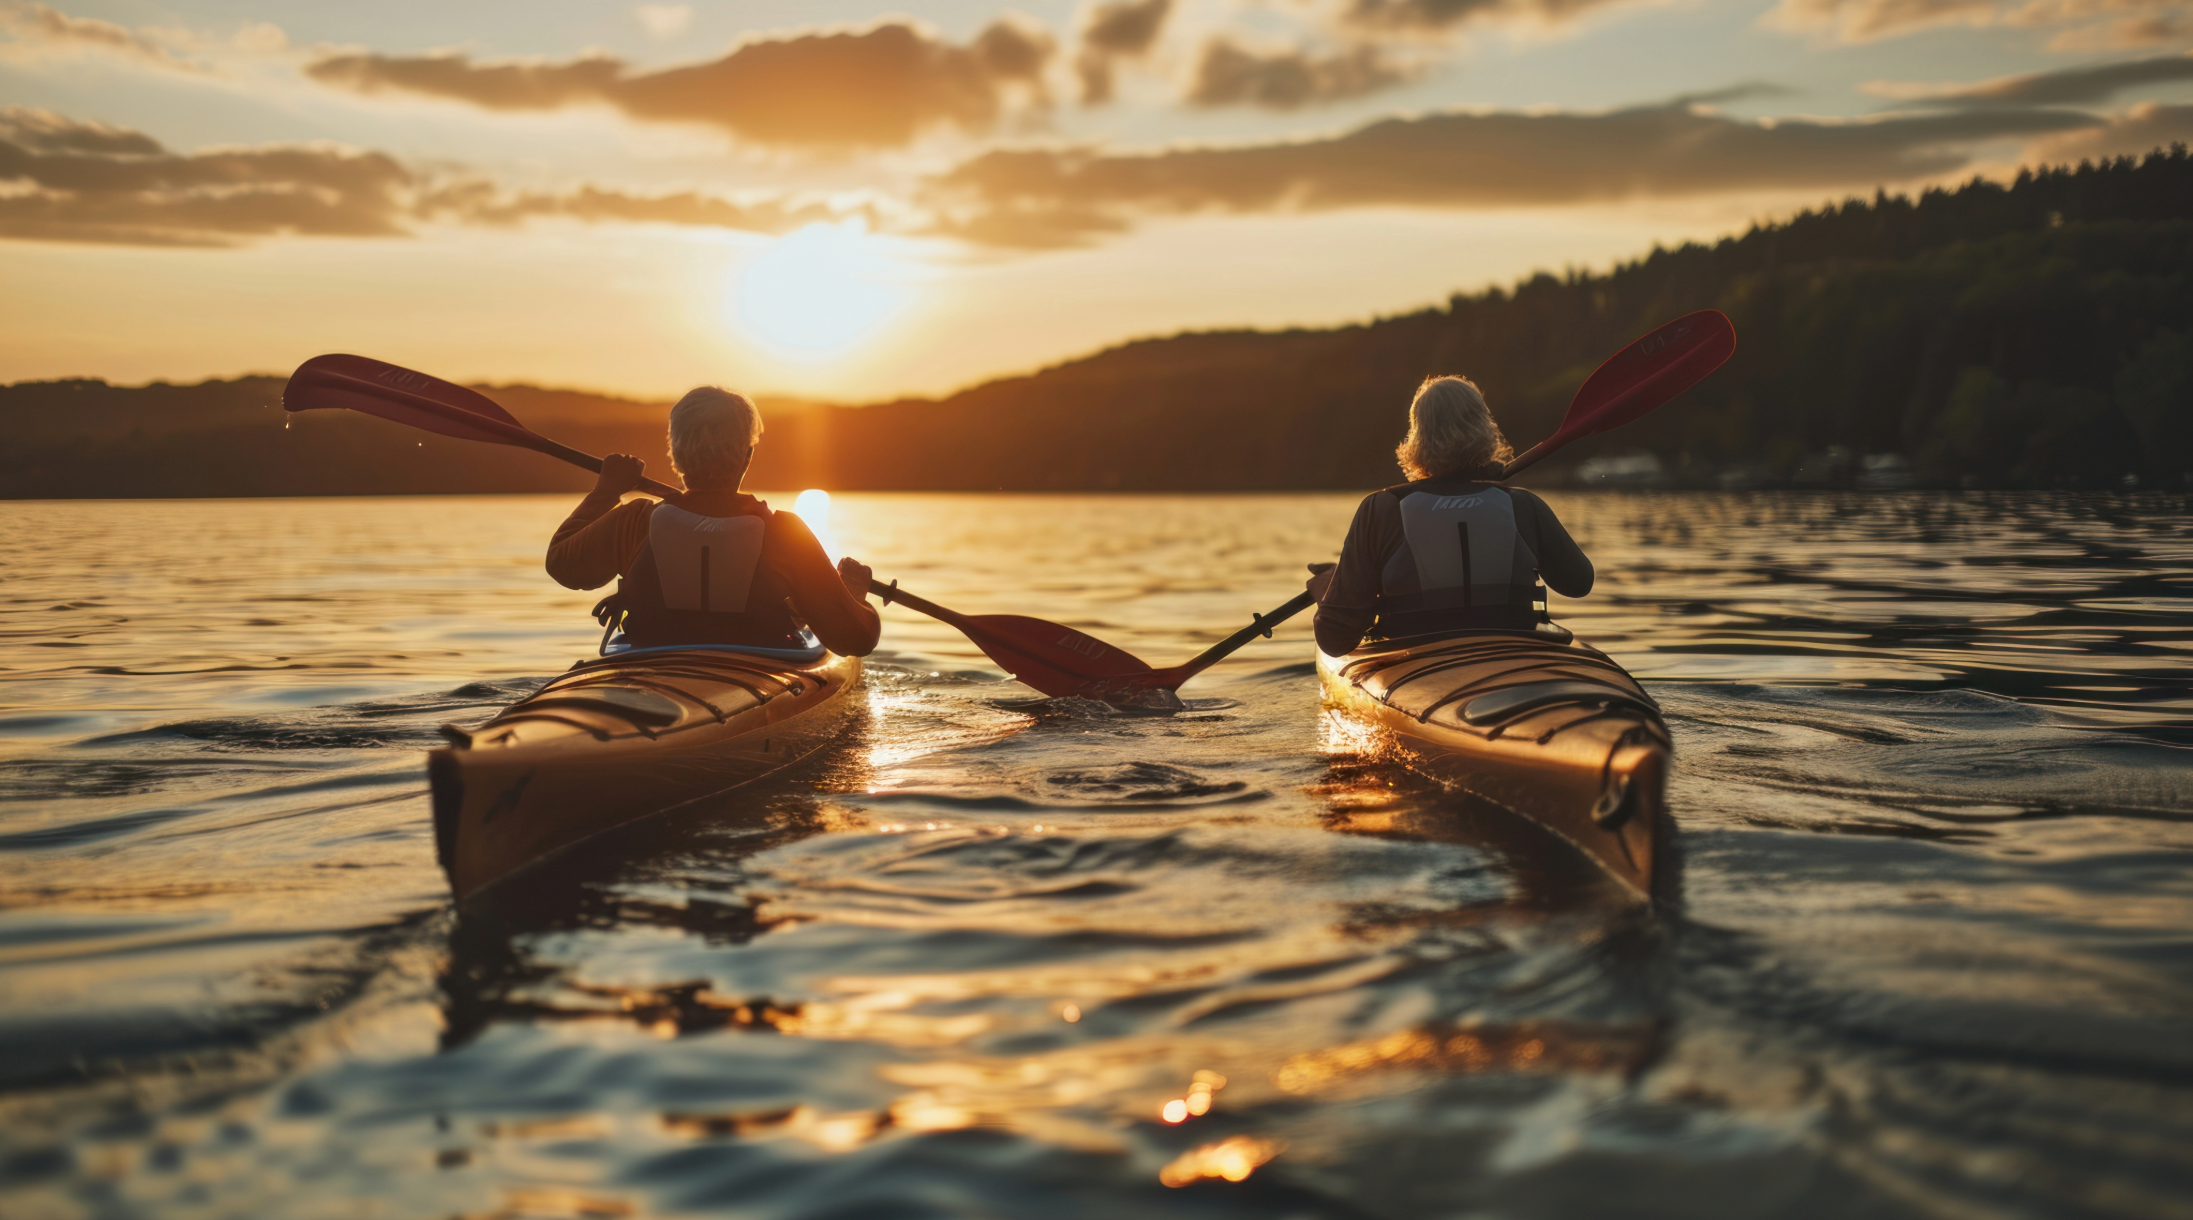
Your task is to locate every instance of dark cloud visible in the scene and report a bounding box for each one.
[308,19,1053,149]
[1076,0,1170,104]
[2028,100,2193,159]
[1187,39,1412,109]
[1890,52,2193,106]
[926,101,2103,246]
[1341,0,1618,32]
[0,106,409,245]
[0,104,161,155]
[0,106,862,247]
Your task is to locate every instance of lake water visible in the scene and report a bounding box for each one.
[1,491,2189,1219]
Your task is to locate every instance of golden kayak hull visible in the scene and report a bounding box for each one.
[429,649,862,902]
[1318,631,1673,904]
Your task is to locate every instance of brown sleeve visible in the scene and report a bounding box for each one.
[765,512,881,657]
[545,492,656,591]
[1313,492,1400,656]
[1508,489,1594,598]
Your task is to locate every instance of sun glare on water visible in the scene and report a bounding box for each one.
[729,222,911,360]
[793,488,836,556]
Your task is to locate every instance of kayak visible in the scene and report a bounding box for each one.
[1317,629,1673,903]
[429,643,863,901]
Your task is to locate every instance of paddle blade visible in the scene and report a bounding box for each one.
[284,354,531,446]
[1554,309,1736,445]
[961,613,1155,697]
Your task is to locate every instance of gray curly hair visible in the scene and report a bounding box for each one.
[1395,375,1514,481]
[667,386,763,485]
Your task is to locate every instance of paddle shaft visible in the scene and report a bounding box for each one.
[1155,589,1316,684]
[308,367,686,501]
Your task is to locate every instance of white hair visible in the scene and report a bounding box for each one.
[667,386,763,484]
[1396,375,1514,481]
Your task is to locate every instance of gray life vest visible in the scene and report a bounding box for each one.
[1375,486,1544,626]
[644,503,766,613]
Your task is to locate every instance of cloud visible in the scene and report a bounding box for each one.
[1076,0,1170,104]
[1186,39,1413,108]
[0,0,197,69]
[2026,99,2193,158]
[925,100,2103,246]
[0,106,410,245]
[1340,0,1627,33]
[0,106,867,248]
[308,18,1054,149]
[416,180,856,233]
[633,4,692,38]
[1870,52,2193,106]
[0,2,287,70]
[1768,0,2193,45]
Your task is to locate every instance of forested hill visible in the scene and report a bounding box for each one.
[5,147,2190,498]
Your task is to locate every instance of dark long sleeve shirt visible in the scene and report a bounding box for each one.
[546,482,880,657]
[1313,481,1592,656]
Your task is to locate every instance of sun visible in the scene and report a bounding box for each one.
[727,221,911,361]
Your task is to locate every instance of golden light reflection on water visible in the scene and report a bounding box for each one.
[1158,1135,1284,1187]
[2,493,2187,1218]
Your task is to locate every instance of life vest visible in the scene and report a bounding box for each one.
[613,502,803,648]
[1373,479,1546,634]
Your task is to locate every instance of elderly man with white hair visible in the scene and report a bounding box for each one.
[545,386,880,656]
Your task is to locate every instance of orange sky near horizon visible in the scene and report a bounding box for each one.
[3,0,2191,402]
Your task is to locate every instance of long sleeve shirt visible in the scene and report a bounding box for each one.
[546,481,881,657]
[1313,481,1592,656]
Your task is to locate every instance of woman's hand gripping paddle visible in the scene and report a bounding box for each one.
[282,353,688,501]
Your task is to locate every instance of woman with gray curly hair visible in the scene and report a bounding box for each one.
[544,386,879,656]
[1309,375,1593,654]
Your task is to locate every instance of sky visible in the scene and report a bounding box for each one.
[3,0,2190,400]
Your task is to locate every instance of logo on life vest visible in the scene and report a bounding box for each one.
[1054,631,1108,660]
[1427,495,1485,510]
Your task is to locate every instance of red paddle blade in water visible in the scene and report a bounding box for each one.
[284,353,530,444]
[868,581,1178,704]
[961,614,1164,699]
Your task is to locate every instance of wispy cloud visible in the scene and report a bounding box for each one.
[307,18,1055,149]
[1186,39,1414,109]
[1769,0,2193,46]
[1867,52,2193,105]
[924,101,2104,246]
[0,1,286,71]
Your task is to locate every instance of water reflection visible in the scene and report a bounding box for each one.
[1,491,2188,1218]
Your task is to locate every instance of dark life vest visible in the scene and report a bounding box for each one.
[614,502,804,648]
[1373,481,1546,634]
